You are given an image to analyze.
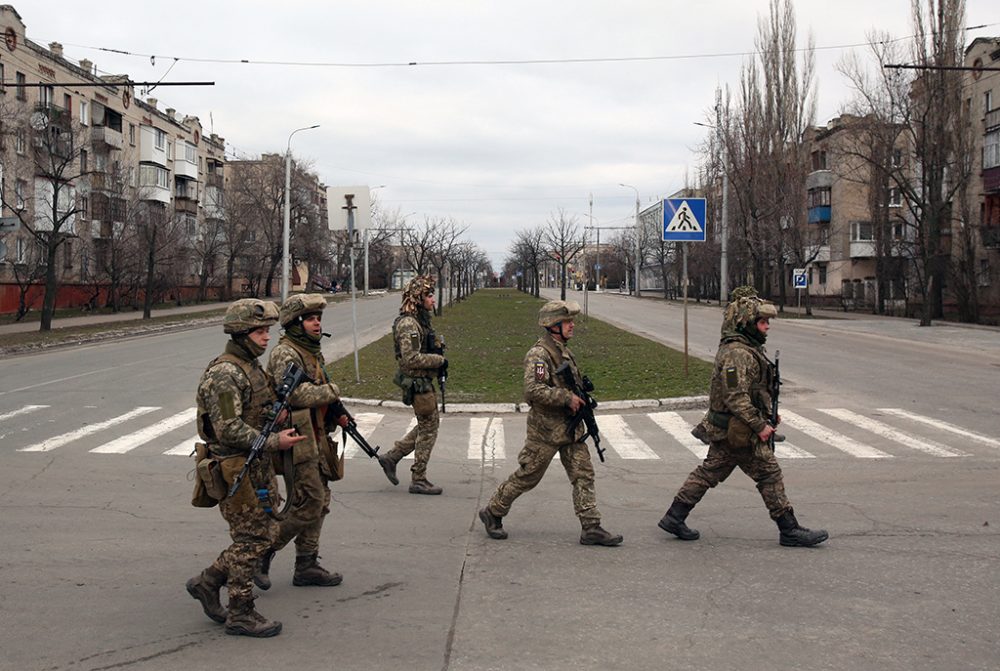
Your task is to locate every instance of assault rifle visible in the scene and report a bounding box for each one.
[227,362,309,504]
[427,331,447,413]
[555,362,605,462]
[769,350,781,450]
[327,401,381,460]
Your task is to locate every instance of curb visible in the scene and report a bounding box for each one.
[341,394,709,415]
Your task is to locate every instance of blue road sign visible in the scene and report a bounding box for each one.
[663,198,706,242]
[792,268,808,289]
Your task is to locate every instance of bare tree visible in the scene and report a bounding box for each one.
[544,208,584,300]
[428,219,467,313]
[402,217,439,277]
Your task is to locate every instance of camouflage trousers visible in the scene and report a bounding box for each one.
[674,441,791,519]
[210,472,279,602]
[487,439,601,527]
[272,458,331,557]
[387,391,439,480]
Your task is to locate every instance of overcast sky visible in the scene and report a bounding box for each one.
[22,1,998,268]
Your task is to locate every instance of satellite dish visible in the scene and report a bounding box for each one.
[30,111,49,131]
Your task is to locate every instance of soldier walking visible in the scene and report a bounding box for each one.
[186,299,305,637]
[377,276,447,494]
[479,300,622,546]
[254,294,349,591]
[659,295,828,547]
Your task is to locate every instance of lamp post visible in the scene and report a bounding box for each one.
[619,183,640,298]
[282,124,319,302]
[696,106,728,303]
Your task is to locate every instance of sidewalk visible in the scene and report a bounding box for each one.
[0,301,232,336]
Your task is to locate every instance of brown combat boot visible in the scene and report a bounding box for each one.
[479,507,508,540]
[377,453,400,486]
[252,548,276,591]
[185,565,227,623]
[580,524,624,547]
[409,478,443,495]
[224,596,282,637]
[293,553,343,587]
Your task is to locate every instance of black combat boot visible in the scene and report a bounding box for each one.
[377,453,400,486]
[776,509,829,547]
[409,478,443,495]
[186,565,227,623]
[580,524,623,546]
[252,548,276,591]
[225,596,282,637]
[479,507,508,540]
[657,499,700,541]
[293,553,343,586]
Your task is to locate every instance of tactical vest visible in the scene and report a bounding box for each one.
[197,352,275,454]
[709,340,773,417]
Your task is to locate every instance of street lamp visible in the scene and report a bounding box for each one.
[696,103,729,303]
[619,183,640,297]
[282,124,320,302]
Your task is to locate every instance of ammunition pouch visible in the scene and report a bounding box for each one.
[412,390,437,416]
[707,410,732,429]
[393,370,415,406]
[219,455,261,508]
[322,438,345,482]
[290,409,319,465]
[191,442,226,507]
[726,417,755,449]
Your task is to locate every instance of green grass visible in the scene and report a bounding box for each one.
[326,288,713,403]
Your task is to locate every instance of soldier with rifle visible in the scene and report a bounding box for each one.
[186,299,305,638]
[658,295,828,547]
[479,300,622,546]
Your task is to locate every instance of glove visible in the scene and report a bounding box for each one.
[439,359,449,376]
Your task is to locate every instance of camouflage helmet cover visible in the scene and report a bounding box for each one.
[279,293,328,327]
[729,285,758,302]
[538,300,581,327]
[401,275,436,314]
[728,296,778,330]
[224,299,279,334]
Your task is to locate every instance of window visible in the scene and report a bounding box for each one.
[63,93,72,115]
[15,237,27,263]
[818,264,828,285]
[15,128,26,155]
[40,85,54,107]
[154,128,166,150]
[808,187,831,208]
[15,179,26,210]
[811,150,827,171]
[80,149,88,173]
[63,240,73,269]
[851,221,874,242]
[892,222,905,241]
[16,71,26,101]
[979,259,991,287]
[888,187,902,207]
[129,123,136,146]
[80,195,89,218]
[891,148,903,168]
[184,142,196,163]
[139,164,169,189]
[985,90,993,115]
[985,130,1000,170]
[80,100,89,126]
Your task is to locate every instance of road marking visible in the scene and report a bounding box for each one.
[18,407,160,452]
[599,414,659,459]
[647,411,707,458]
[0,405,49,422]
[344,413,384,458]
[780,410,891,459]
[774,442,816,459]
[90,408,196,454]
[877,408,1000,451]
[818,408,968,458]
[468,417,506,461]
[165,436,199,456]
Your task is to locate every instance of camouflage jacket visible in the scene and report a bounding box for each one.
[393,313,445,379]
[268,337,341,434]
[197,341,280,458]
[523,332,586,445]
[707,334,774,434]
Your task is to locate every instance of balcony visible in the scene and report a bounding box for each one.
[174,198,198,214]
[986,108,1000,132]
[806,169,834,190]
[982,226,1000,249]
[205,173,224,189]
[808,206,831,224]
[803,244,831,262]
[139,185,171,205]
[91,126,123,149]
[850,240,876,258]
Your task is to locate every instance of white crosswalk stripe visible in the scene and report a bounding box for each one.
[599,414,659,459]
[774,442,816,460]
[18,407,160,453]
[818,408,968,458]
[0,405,49,423]
[877,408,1000,451]
[647,411,708,458]
[164,436,199,456]
[468,417,506,461]
[91,408,196,454]
[344,413,384,458]
[780,410,891,459]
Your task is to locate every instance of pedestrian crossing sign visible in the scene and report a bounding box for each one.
[663,198,706,242]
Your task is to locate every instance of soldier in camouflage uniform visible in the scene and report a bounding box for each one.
[186,299,305,637]
[377,276,447,495]
[478,300,623,546]
[254,294,350,592]
[658,296,828,547]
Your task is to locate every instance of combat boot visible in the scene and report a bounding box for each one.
[293,553,343,586]
[478,507,508,540]
[580,524,623,547]
[409,478,443,495]
[224,597,282,638]
[185,566,227,623]
[776,509,829,547]
[377,453,400,486]
[252,548,276,591]
[657,499,700,541]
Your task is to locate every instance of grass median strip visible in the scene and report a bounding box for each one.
[326,288,713,403]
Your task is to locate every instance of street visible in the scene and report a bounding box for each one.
[0,291,997,671]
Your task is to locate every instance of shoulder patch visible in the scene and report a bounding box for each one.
[409,332,420,350]
[725,367,739,389]
[219,390,237,420]
[534,361,547,382]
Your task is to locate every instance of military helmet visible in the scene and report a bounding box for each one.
[729,285,758,302]
[400,275,436,314]
[538,300,581,327]
[730,296,777,329]
[223,299,279,334]
[279,293,327,327]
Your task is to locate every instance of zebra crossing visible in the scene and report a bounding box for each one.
[1,403,998,462]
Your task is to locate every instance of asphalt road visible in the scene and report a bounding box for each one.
[0,289,997,671]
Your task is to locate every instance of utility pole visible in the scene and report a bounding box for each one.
[282,124,319,302]
[620,183,640,297]
[343,194,360,383]
[716,92,729,304]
